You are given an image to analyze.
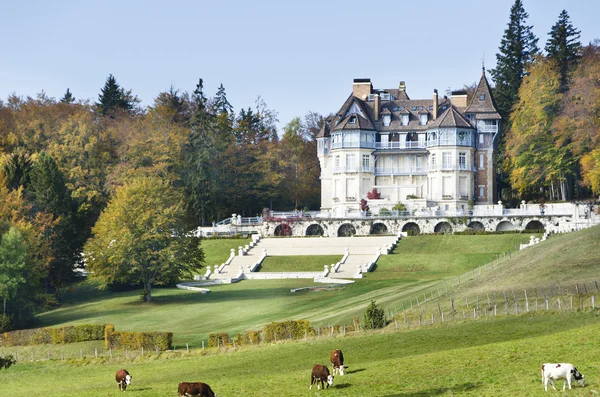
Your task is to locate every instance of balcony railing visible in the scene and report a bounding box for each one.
[331,142,377,150]
[477,125,498,133]
[376,141,426,150]
[427,138,473,147]
[374,167,428,176]
[334,166,374,173]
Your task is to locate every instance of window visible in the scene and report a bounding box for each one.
[362,155,370,171]
[346,154,356,171]
[420,114,427,125]
[479,134,484,144]
[479,153,485,169]
[411,106,417,111]
[401,114,409,126]
[459,152,466,169]
[479,185,485,198]
[430,153,436,169]
[442,152,452,169]
[479,94,486,101]
[383,114,391,126]
[348,116,357,124]
[335,155,340,170]
[416,155,423,171]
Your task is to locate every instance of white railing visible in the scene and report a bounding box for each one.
[374,167,427,176]
[376,141,426,150]
[477,125,498,133]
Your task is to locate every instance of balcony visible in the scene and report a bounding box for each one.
[427,138,473,147]
[331,142,377,150]
[374,167,428,176]
[376,141,426,150]
[334,166,374,173]
[477,125,498,133]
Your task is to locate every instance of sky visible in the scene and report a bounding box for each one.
[1,0,598,131]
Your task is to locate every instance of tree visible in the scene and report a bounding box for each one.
[0,149,33,191]
[213,83,233,116]
[505,57,571,199]
[96,74,138,116]
[149,85,189,124]
[84,177,203,302]
[490,0,539,117]
[363,300,385,329]
[60,88,75,104]
[545,10,582,92]
[0,227,27,315]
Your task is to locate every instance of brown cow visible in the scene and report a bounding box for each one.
[115,369,132,391]
[330,349,347,376]
[310,364,334,390]
[178,381,217,397]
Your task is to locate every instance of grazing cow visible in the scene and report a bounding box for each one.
[115,369,132,392]
[330,349,347,376]
[541,363,585,391]
[310,364,334,390]
[178,381,217,397]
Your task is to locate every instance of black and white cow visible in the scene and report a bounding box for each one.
[115,369,132,391]
[310,364,334,390]
[541,363,585,391]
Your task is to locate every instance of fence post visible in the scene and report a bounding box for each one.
[416,296,420,306]
[187,343,189,352]
[95,348,98,358]
[570,296,573,311]
[524,290,529,312]
[476,296,479,310]
[141,347,144,356]
[109,348,112,358]
[545,300,549,311]
[442,312,444,323]
[595,280,599,292]
[202,341,204,350]
[394,319,398,329]
[592,295,595,309]
[494,305,497,316]
[437,301,441,315]
[558,298,561,311]
[473,307,476,318]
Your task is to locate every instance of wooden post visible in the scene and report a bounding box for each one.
[558,297,561,310]
[141,347,144,356]
[494,305,497,316]
[442,312,444,323]
[592,295,595,309]
[95,348,97,358]
[545,300,549,311]
[202,341,204,350]
[416,296,420,306]
[431,314,434,325]
[343,325,346,336]
[187,343,190,352]
[570,296,573,311]
[524,290,529,312]
[575,283,579,294]
[451,298,455,313]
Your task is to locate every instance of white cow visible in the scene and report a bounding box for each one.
[541,363,585,391]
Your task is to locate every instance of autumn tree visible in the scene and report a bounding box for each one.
[84,177,203,302]
[505,57,573,199]
[545,10,582,92]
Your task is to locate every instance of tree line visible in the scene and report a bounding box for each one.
[491,1,600,203]
[0,76,322,325]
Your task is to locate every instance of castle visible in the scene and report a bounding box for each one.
[316,70,501,217]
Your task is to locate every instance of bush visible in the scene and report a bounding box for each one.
[263,320,315,343]
[406,194,419,199]
[0,314,13,333]
[392,202,406,212]
[208,332,229,347]
[1,324,107,347]
[0,354,15,370]
[379,208,391,216]
[367,189,381,200]
[105,325,172,351]
[363,300,386,329]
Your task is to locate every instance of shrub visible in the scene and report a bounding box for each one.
[367,189,381,200]
[379,208,391,216]
[406,194,419,199]
[392,202,406,212]
[363,300,386,329]
[1,324,107,347]
[263,320,315,343]
[0,354,15,370]
[0,314,13,333]
[208,332,229,347]
[105,325,172,350]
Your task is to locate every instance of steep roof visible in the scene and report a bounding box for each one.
[464,70,501,119]
[429,105,474,129]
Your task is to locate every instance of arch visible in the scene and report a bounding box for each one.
[402,222,420,236]
[434,222,453,234]
[496,221,515,231]
[467,221,485,231]
[337,223,356,237]
[370,223,389,235]
[525,220,545,232]
[274,223,292,236]
[306,224,324,236]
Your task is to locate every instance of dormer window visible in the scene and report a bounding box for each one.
[349,116,357,124]
[479,94,486,101]
[401,114,409,126]
[383,114,391,126]
[420,114,428,125]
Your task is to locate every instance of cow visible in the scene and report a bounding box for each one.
[541,363,585,392]
[178,381,217,397]
[115,369,132,392]
[310,364,334,390]
[330,349,347,376]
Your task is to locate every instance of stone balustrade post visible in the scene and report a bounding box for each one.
[238,247,245,256]
[214,264,220,274]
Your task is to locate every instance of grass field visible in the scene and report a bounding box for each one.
[259,255,342,271]
[1,311,598,396]
[33,233,533,346]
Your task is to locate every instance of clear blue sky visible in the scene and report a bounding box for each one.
[1,0,597,131]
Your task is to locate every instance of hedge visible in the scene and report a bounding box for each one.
[263,320,315,343]
[104,325,173,351]
[208,332,229,348]
[0,324,106,347]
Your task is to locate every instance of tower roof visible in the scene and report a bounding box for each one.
[464,70,501,118]
[429,105,474,129]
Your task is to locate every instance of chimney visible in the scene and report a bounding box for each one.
[352,78,372,100]
[451,90,468,109]
[374,94,380,121]
[398,81,406,92]
[433,89,438,120]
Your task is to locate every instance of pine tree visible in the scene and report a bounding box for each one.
[545,10,582,92]
[490,0,539,117]
[60,88,75,104]
[96,74,134,116]
[213,83,233,116]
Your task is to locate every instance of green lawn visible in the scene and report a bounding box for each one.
[201,237,251,267]
[1,311,598,396]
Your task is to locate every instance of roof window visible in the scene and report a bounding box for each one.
[349,116,357,124]
[411,106,417,111]
[479,94,486,101]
